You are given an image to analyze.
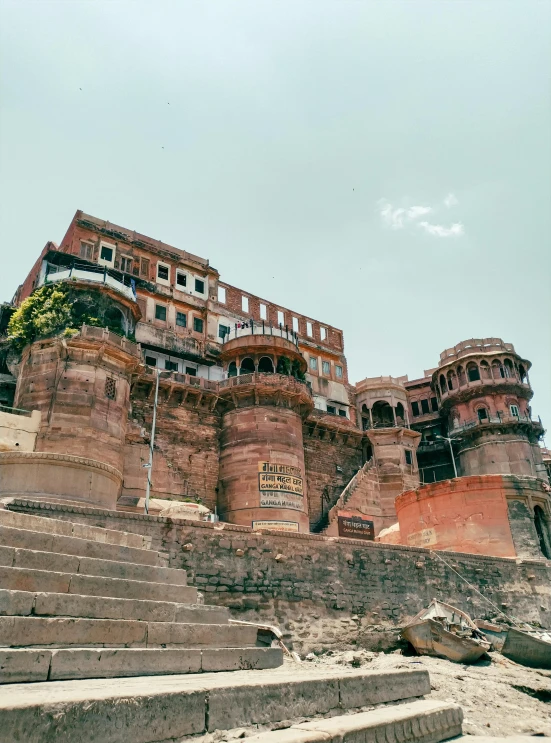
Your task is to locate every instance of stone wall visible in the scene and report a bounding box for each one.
[10,499,551,654]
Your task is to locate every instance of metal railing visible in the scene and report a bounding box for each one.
[450,412,542,435]
[0,404,33,418]
[220,321,299,348]
[141,367,218,391]
[41,261,137,303]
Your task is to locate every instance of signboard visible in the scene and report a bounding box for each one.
[258,462,304,511]
[406,528,437,547]
[337,515,375,541]
[252,520,300,533]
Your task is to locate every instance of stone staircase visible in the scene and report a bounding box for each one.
[0,507,281,683]
[322,460,381,535]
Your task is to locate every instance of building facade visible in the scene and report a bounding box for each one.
[1,210,549,559]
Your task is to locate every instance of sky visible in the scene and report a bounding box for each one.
[1,0,550,428]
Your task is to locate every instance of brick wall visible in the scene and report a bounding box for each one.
[14,500,550,654]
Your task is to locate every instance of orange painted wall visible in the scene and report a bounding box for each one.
[395,475,516,558]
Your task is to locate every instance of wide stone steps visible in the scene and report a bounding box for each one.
[0,667,458,743]
[0,524,163,566]
[1,588,228,624]
[0,615,258,649]
[0,565,196,602]
[0,646,283,682]
[0,544,186,585]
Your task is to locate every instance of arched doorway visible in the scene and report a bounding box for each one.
[228,361,238,378]
[395,402,406,425]
[240,357,255,374]
[258,356,274,373]
[371,400,394,428]
[534,506,551,558]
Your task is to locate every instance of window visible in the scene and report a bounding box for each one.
[120,256,132,273]
[241,295,249,313]
[510,404,519,417]
[185,366,197,376]
[338,409,347,418]
[157,264,169,281]
[477,407,488,421]
[176,271,187,288]
[405,450,413,465]
[80,241,93,260]
[322,360,330,375]
[193,317,204,333]
[218,286,226,303]
[309,357,318,371]
[326,405,336,415]
[195,278,205,294]
[292,317,299,332]
[219,324,230,340]
[165,360,178,372]
[431,397,438,412]
[421,399,430,415]
[320,327,326,341]
[277,310,284,326]
[176,312,187,327]
[105,377,117,400]
[306,321,313,337]
[145,356,157,367]
[411,401,420,417]
[140,257,150,277]
[155,305,167,321]
[336,365,343,379]
[260,303,267,320]
[100,245,114,263]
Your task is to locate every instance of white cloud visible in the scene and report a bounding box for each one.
[378,200,432,230]
[418,221,464,237]
[443,193,458,208]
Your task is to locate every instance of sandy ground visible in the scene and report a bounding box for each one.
[191,648,551,741]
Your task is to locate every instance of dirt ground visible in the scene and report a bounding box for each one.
[191,648,551,741]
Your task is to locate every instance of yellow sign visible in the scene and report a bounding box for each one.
[407,528,437,547]
[258,461,304,511]
[252,520,299,533]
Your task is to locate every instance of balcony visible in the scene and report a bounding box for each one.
[79,324,141,358]
[221,322,299,348]
[450,412,544,437]
[439,338,516,363]
[41,262,136,303]
[135,323,203,359]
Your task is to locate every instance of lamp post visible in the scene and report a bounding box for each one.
[144,368,160,515]
[436,435,458,479]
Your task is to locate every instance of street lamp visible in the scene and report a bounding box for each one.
[436,435,458,479]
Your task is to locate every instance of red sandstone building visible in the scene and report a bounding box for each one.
[0,210,549,561]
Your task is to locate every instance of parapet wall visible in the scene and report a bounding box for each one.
[9,498,551,653]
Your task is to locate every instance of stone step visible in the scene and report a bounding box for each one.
[0,616,258,649]
[0,588,229,624]
[0,565,196,603]
[0,506,151,550]
[0,524,163,566]
[0,667,432,742]
[0,544,186,585]
[245,700,463,742]
[0,646,283,682]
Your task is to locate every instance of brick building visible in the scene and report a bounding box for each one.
[1,210,549,559]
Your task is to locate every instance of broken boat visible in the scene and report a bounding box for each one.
[402,599,491,664]
[501,627,551,670]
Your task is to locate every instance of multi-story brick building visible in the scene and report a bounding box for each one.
[1,210,549,560]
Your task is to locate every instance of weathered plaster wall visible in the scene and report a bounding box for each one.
[10,500,551,654]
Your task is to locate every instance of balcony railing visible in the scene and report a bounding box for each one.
[80,324,141,357]
[41,261,136,303]
[220,322,299,348]
[438,373,530,401]
[450,412,542,435]
[218,371,311,396]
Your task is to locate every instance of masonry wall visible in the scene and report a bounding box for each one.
[11,500,551,654]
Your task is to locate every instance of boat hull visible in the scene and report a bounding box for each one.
[402,619,489,664]
[501,628,551,670]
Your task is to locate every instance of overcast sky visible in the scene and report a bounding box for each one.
[1,0,550,426]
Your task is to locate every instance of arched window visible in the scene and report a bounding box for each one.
[457,366,466,386]
[504,358,514,378]
[104,306,125,334]
[466,362,480,382]
[446,370,456,391]
[534,506,551,559]
[518,364,527,382]
[492,360,504,379]
[258,356,274,373]
[439,375,447,395]
[228,361,238,378]
[479,360,491,379]
[371,400,394,428]
[477,407,488,422]
[395,402,405,423]
[240,357,255,374]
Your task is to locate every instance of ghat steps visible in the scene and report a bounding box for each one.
[0,506,280,683]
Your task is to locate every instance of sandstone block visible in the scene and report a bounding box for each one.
[76,556,187,585]
[174,604,229,624]
[339,669,431,708]
[68,574,196,603]
[33,592,177,623]
[13,548,79,574]
[0,566,71,594]
[0,589,35,617]
[49,647,202,680]
[147,622,257,648]
[0,545,14,566]
[201,647,282,672]
[0,615,147,647]
[0,649,51,684]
